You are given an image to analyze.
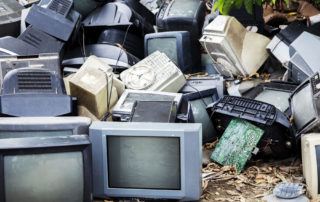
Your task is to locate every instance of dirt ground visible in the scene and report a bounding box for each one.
[201,157,305,201]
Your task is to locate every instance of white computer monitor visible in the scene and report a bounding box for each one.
[90,121,202,200]
[200,15,270,78]
[301,133,320,200]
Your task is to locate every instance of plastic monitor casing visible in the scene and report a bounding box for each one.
[98,29,144,59]
[18,26,65,56]
[301,133,320,200]
[244,81,298,117]
[0,67,73,117]
[0,116,91,137]
[0,135,92,202]
[289,72,320,139]
[62,44,140,73]
[288,32,320,83]
[144,31,200,73]
[0,0,24,37]
[0,53,61,89]
[180,74,225,99]
[0,36,39,56]
[25,3,81,41]
[156,0,206,38]
[89,121,202,201]
[200,15,270,78]
[112,90,183,122]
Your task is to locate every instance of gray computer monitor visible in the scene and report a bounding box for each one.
[89,121,202,200]
[0,116,91,139]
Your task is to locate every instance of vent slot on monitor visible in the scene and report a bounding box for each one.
[17,71,52,91]
[48,0,73,16]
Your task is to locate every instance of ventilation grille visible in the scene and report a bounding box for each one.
[18,71,52,91]
[20,31,42,48]
[48,0,72,16]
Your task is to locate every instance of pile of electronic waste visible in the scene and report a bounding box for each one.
[0,0,320,201]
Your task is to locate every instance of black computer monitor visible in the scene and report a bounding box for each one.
[0,36,39,56]
[0,0,24,37]
[244,81,298,117]
[98,28,144,59]
[0,135,92,202]
[0,67,74,117]
[18,26,65,56]
[62,44,140,73]
[25,0,81,41]
[156,0,206,38]
[82,2,154,35]
[144,31,201,73]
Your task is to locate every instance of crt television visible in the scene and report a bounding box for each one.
[301,133,320,200]
[144,31,200,73]
[0,116,91,139]
[0,135,92,202]
[156,0,206,38]
[0,0,23,38]
[290,72,320,138]
[90,121,202,200]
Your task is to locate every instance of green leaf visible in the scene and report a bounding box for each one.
[272,0,276,4]
[212,0,220,11]
[255,0,262,6]
[222,0,234,14]
[235,0,243,9]
[218,0,225,14]
[244,0,253,14]
[284,0,290,8]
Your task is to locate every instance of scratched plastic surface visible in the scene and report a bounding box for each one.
[210,118,264,173]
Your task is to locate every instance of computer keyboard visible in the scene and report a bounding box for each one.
[120,51,186,93]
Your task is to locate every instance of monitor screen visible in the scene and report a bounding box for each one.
[168,0,199,18]
[292,84,316,130]
[254,89,291,112]
[4,151,84,202]
[107,136,181,190]
[0,130,73,139]
[147,38,178,65]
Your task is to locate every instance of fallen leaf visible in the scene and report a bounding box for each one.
[226,190,240,196]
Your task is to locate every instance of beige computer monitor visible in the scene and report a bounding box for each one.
[200,15,270,78]
[301,133,320,200]
[69,56,124,119]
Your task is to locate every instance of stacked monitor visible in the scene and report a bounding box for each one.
[200,15,270,78]
[290,72,320,138]
[90,121,202,200]
[156,0,206,38]
[144,31,200,73]
[0,135,92,202]
[0,0,24,37]
[301,133,320,200]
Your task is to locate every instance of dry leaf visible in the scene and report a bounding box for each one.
[226,190,240,196]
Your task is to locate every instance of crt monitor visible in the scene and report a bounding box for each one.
[301,133,320,200]
[0,67,74,117]
[244,81,298,117]
[200,15,270,78]
[0,135,92,202]
[112,89,183,121]
[62,44,140,73]
[144,31,201,73]
[0,116,91,139]
[0,0,24,37]
[289,72,320,138]
[89,121,202,200]
[0,36,39,56]
[156,0,206,38]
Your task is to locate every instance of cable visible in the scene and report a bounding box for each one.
[99,68,114,121]
[115,24,132,70]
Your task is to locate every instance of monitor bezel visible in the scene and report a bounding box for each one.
[0,135,92,202]
[0,116,91,136]
[244,81,298,116]
[144,31,191,73]
[289,75,319,137]
[301,133,320,199]
[90,121,202,200]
